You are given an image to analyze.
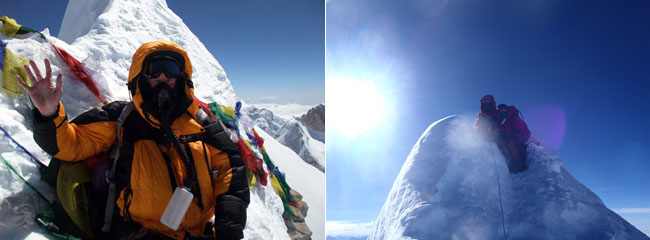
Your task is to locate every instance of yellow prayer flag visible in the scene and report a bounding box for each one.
[2,48,31,96]
[247,169,257,189]
[221,104,236,118]
[270,174,285,197]
[0,16,22,37]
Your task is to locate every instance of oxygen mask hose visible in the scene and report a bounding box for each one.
[160,118,194,187]
[160,117,204,209]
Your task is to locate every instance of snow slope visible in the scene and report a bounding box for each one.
[244,104,288,138]
[245,104,326,173]
[57,0,237,111]
[275,118,325,172]
[257,128,326,240]
[0,0,320,239]
[370,115,648,240]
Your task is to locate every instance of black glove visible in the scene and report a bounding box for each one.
[214,195,246,240]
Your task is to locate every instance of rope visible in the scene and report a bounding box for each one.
[0,154,49,203]
[0,125,46,171]
[489,145,507,240]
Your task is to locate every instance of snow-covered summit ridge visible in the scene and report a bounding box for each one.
[244,103,325,172]
[244,104,288,137]
[275,117,325,172]
[299,103,324,142]
[58,0,110,43]
[57,0,236,113]
[370,115,648,240]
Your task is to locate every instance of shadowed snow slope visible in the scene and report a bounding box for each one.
[275,118,325,172]
[370,116,648,240]
[298,104,324,142]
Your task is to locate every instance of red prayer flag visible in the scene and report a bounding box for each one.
[252,128,264,149]
[50,42,104,103]
[236,137,268,186]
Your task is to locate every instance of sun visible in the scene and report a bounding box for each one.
[325,24,404,139]
[327,76,387,137]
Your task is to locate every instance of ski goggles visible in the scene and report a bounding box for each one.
[144,56,182,79]
[481,98,492,104]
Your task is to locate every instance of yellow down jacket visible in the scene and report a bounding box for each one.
[32,40,249,239]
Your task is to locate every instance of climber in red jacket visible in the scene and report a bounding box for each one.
[496,104,530,173]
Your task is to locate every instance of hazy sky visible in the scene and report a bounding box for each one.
[327,0,650,234]
[3,0,324,105]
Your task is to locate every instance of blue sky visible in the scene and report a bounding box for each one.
[327,0,650,235]
[3,0,324,105]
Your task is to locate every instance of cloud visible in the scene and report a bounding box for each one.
[249,103,317,119]
[614,208,650,214]
[242,94,323,105]
[258,96,278,101]
[327,221,374,237]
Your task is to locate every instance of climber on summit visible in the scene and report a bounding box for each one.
[496,103,530,173]
[474,95,499,140]
[17,40,249,239]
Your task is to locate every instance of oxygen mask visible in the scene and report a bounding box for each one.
[141,81,178,126]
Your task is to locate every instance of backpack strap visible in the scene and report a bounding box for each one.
[102,102,134,232]
[99,105,227,232]
[203,120,239,154]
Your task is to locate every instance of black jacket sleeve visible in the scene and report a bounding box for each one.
[203,120,250,239]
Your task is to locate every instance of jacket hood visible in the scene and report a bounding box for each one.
[480,95,497,114]
[128,40,199,127]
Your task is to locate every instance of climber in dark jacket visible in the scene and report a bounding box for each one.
[496,104,530,173]
[474,95,500,141]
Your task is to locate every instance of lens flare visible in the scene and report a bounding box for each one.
[526,105,566,150]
